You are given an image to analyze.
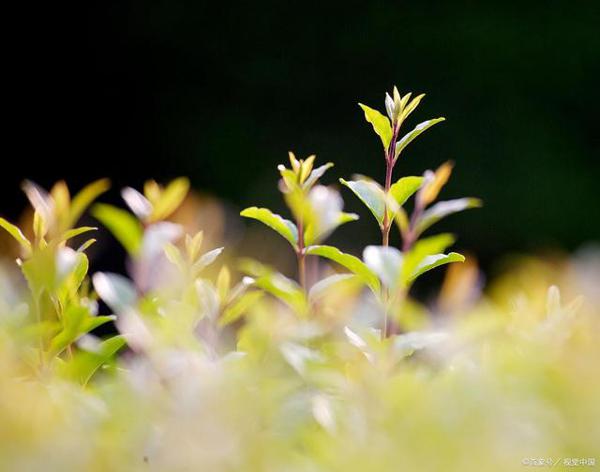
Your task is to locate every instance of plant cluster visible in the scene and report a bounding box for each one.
[0,88,597,471]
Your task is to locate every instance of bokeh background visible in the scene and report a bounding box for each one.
[4,1,599,273]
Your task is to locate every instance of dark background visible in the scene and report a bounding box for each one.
[4,1,599,271]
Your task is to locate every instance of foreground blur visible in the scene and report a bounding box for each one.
[1,245,599,471]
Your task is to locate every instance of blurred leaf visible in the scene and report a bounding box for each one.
[358,103,393,149]
[65,335,126,385]
[419,161,454,207]
[92,272,137,314]
[60,226,97,244]
[239,259,306,314]
[0,217,31,253]
[192,247,224,275]
[417,198,482,236]
[92,203,143,255]
[240,207,298,248]
[121,187,152,220]
[150,177,190,222]
[306,245,380,293]
[363,245,403,290]
[394,118,445,161]
[68,179,110,228]
[219,290,264,326]
[308,273,356,303]
[340,179,385,227]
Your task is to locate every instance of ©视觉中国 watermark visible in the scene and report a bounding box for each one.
[522,457,596,467]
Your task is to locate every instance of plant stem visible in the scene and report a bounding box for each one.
[297,218,306,289]
[381,124,400,339]
[381,124,400,247]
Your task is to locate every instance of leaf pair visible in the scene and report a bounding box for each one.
[307,233,464,296]
[340,176,423,229]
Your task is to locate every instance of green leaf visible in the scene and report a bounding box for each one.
[416,198,482,236]
[240,207,298,249]
[394,118,445,161]
[389,176,424,207]
[239,259,307,314]
[340,179,386,227]
[306,245,380,293]
[400,233,456,285]
[303,162,334,189]
[60,226,97,244]
[65,335,126,385]
[68,179,110,228]
[0,217,31,253]
[358,103,393,149]
[92,203,143,255]
[409,252,465,281]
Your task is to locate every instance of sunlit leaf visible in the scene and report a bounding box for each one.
[394,118,445,161]
[340,179,386,227]
[306,245,380,293]
[416,198,482,236]
[358,103,393,149]
[389,176,424,207]
[240,207,298,248]
[409,252,465,281]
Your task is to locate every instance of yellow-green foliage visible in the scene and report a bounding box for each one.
[0,88,598,471]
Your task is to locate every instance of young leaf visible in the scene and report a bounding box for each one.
[303,162,334,189]
[339,179,386,227]
[416,198,482,236]
[358,103,393,149]
[409,252,465,281]
[240,207,298,249]
[306,245,380,293]
[389,176,424,207]
[394,118,445,161]
[92,203,143,255]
